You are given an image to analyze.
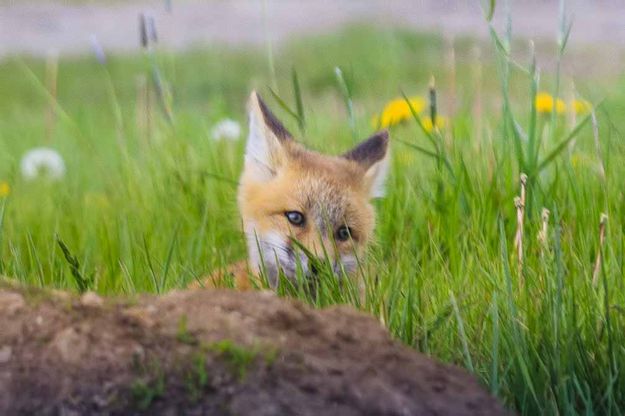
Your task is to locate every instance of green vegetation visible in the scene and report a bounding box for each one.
[1,20,624,414]
[208,340,259,381]
[176,314,197,345]
[131,359,166,410]
[185,352,210,402]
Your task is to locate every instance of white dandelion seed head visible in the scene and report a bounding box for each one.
[20,147,66,181]
[211,118,241,141]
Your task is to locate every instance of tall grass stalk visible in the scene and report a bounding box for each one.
[44,50,58,144]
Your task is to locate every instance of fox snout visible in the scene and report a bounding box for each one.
[291,234,358,275]
[254,232,357,288]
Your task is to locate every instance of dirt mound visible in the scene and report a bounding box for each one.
[0,281,507,415]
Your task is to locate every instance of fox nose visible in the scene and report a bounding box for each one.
[297,234,334,275]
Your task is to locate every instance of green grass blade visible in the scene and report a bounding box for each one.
[334,66,357,140]
[267,86,303,128]
[490,292,500,395]
[160,224,179,292]
[527,44,539,172]
[56,236,92,293]
[395,138,441,160]
[483,0,496,22]
[450,290,474,372]
[142,236,160,293]
[0,200,6,274]
[401,91,439,150]
[292,67,306,134]
[536,112,593,174]
[498,219,539,406]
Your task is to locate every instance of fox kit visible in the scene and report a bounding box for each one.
[192,91,389,290]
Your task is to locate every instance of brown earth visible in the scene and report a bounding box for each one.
[0,280,508,416]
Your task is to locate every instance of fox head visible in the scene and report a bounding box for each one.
[239,91,389,288]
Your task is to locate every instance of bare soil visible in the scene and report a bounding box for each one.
[0,279,508,415]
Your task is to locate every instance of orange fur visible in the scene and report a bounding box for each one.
[189,91,389,291]
[188,260,255,291]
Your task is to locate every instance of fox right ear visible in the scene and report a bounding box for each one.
[244,91,293,181]
[343,130,390,198]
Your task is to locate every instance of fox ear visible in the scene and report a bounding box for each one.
[343,130,390,198]
[244,91,293,181]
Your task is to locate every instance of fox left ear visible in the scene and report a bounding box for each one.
[244,91,293,182]
[343,130,390,198]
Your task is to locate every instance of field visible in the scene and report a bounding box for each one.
[1,19,625,415]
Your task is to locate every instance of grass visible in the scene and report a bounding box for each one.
[1,20,625,414]
[207,340,259,381]
[131,358,166,411]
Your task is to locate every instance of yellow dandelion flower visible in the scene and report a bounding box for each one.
[535,92,566,115]
[374,96,426,128]
[421,115,447,133]
[572,98,592,115]
[0,181,10,198]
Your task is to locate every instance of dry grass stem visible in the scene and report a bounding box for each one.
[537,208,550,249]
[592,213,608,287]
[514,174,528,273]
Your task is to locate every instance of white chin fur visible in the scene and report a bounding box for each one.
[247,227,356,288]
[246,230,303,288]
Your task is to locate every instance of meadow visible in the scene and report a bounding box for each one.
[1,17,625,415]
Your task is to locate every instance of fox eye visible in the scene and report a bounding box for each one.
[336,226,353,242]
[285,211,305,227]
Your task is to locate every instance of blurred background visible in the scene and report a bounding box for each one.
[3,2,625,414]
[2,1,625,55]
[3,0,624,129]
[2,0,623,129]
